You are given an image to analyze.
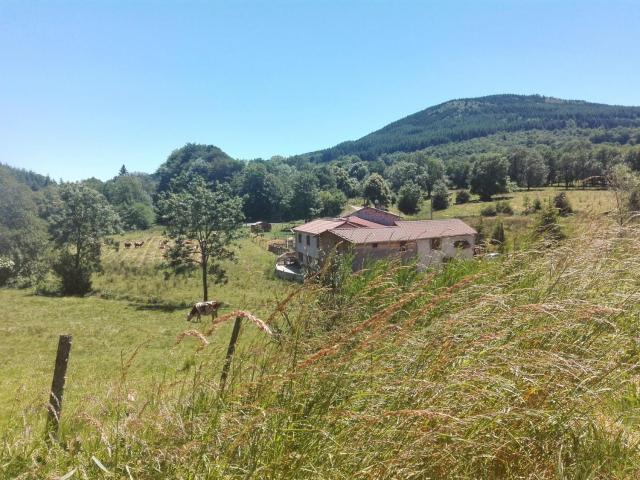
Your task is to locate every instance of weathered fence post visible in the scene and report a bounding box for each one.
[46,334,72,441]
[219,317,242,392]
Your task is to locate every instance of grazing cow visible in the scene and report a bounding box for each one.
[187,300,222,322]
[134,241,145,248]
[124,241,132,249]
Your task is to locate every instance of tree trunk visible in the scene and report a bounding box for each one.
[201,252,208,301]
[75,240,81,270]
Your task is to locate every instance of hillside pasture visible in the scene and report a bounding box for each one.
[5,211,640,478]
[0,230,294,429]
[95,229,294,318]
[407,187,616,220]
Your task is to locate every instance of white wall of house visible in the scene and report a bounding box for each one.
[294,233,321,264]
[416,234,475,269]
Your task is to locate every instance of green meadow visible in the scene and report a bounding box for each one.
[0,232,294,429]
[3,187,637,479]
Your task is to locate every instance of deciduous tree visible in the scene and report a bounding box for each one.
[431,181,450,211]
[397,181,422,214]
[158,176,244,301]
[362,173,393,209]
[469,154,509,201]
[49,184,120,294]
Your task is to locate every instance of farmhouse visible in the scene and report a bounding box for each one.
[292,206,477,271]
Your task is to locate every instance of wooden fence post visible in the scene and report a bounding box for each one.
[46,334,72,441]
[219,317,242,392]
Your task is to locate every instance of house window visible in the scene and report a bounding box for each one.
[316,236,320,248]
[399,241,407,252]
[298,234,302,243]
[298,252,303,263]
[306,235,311,246]
[454,240,471,249]
[372,243,378,248]
[431,238,442,250]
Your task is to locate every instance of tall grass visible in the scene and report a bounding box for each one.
[3,214,640,478]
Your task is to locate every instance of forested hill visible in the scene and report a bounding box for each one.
[0,163,55,190]
[312,94,640,161]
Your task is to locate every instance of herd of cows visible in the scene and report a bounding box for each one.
[121,238,198,250]
[123,240,145,249]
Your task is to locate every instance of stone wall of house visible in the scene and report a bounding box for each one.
[352,241,418,271]
[416,234,475,269]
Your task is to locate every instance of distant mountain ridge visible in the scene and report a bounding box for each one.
[310,94,640,161]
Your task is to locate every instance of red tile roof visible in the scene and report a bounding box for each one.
[395,219,477,238]
[293,216,384,234]
[293,219,346,235]
[350,206,402,218]
[330,219,476,244]
[340,216,385,228]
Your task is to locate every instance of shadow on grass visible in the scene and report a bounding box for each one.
[130,302,187,312]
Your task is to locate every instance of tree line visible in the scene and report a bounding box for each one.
[0,162,244,299]
[4,130,640,296]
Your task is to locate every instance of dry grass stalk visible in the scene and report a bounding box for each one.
[175,329,210,351]
[205,310,273,336]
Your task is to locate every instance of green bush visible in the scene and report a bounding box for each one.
[0,256,15,286]
[495,201,514,215]
[536,202,565,240]
[533,197,542,210]
[53,251,94,295]
[480,205,497,217]
[553,192,573,216]
[455,190,471,204]
[491,220,506,251]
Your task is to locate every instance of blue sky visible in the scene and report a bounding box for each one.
[1,0,639,181]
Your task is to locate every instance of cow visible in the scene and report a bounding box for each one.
[124,241,132,249]
[134,241,145,248]
[187,300,223,322]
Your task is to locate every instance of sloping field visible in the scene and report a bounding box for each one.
[0,233,293,433]
[95,231,293,317]
[3,213,640,478]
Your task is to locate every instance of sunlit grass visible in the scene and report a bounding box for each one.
[2,187,637,478]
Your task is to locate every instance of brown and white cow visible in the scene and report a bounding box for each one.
[134,240,145,248]
[187,300,223,322]
[124,241,132,249]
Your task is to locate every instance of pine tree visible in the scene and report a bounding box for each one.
[119,164,128,176]
[536,202,565,240]
[490,221,506,251]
